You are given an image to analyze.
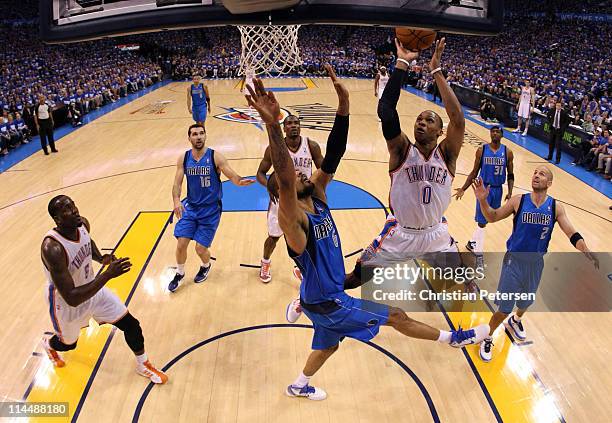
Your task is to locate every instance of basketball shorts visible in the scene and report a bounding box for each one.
[174,201,222,248]
[302,293,389,350]
[377,87,385,99]
[267,201,283,238]
[475,185,503,225]
[47,285,127,344]
[192,104,207,123]
[495,253,544,314]
[359,215,458,265]
[518,101,531,119]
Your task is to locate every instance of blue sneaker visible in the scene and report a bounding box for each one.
[286,384,327,401]
[194,264,211,283]
[168,273,184,292]
[506,315,526,340]
[449,324,489,348]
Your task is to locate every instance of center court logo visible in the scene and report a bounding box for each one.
[214,106,292,130]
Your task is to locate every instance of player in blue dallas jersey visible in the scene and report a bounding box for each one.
[246,67,489,401]
[168,124,254,292]
[186,75,210,127]
[472,166,599,362]
[454,126,514,267]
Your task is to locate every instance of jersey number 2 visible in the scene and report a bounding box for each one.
[540,227,550,240]
[421,186,432,204]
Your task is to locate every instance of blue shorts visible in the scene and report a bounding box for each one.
[192,105,207,123]
[173,201,221,248]
[495,253,544,314]
[475,185,503,225]
[302,294,389,350]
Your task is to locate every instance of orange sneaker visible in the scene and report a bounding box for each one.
[259,260,272,283]
[41,336,65,368]
[137,360,168,384]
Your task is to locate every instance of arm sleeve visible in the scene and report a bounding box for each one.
[321,114,349,174]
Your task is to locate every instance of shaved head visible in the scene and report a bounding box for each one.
[537,165,553,182]
[48,195,69,218]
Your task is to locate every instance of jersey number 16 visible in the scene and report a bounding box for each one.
[200,176,211,188]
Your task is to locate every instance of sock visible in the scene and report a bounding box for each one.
[514,314,522,322]
[472,227,486,255]
[437,330,452,344]
[136,353,148,366]
[293,372,310,388]
[202,262,211,269]
[261,258,271,264]
[176,264,185,275]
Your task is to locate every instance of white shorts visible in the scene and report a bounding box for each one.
[518,101,531,119]
[267,201,283,238]
[47,285,128,344]
[359,215,458,266]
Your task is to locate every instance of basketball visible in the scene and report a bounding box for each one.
[395,27,437,51]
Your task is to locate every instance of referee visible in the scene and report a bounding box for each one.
[34,95,57,155]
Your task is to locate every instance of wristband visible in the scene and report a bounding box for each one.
[430,67,442,75]
[396,58,411,67]
[570,232,583,247]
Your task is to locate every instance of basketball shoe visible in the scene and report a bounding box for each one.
[136,360,168,384]
[168,272,184,292]
[449,324,490,347]
[41,336,65,367]
[260,260,272,283]
[505,314,526,340]
[194,264,212,283]
[286,298,302,323]
[286,384,327,401]
[479,337,494,362]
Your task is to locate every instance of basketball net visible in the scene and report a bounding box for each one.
[237,25,302,77]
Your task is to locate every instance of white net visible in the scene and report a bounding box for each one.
[237,25,302,77]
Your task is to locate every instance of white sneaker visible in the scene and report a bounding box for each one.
[259,260,272,283]
[512,128,521,133]
[286,384,327,400]
[505,315,526,340]
[522,130,528,136]
[136,360,169,384]
[285,298,302,323]
[449,323,490,347]
[479,337,493,362]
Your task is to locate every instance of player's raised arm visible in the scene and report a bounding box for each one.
[434,38,465,164]
[310,64,349,195]
[215,151,255,186]
[41,238,131,307]
[472,177,518,222]
[246,79,307,253]
[555,203,599,268]
[377,39,419,166]
[454,146,483,199]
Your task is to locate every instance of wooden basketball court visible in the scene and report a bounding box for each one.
[0,77,609,422]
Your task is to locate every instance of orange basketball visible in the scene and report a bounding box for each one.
[395,28,437,51]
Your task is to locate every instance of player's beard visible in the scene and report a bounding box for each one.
[297,181,315,199]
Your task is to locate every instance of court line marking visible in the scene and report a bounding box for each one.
[131,324,440,423]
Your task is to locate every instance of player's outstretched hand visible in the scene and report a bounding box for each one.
[104,257,132,278]
[325,64,349,101]
[453,187,465,200]
[504,193,512,201]
[394,38,419,63]
[429,37,446,72]
[237,177,255,186]
[101,254,117,266]
[471,177,490,200]
[584,251,600,269]
[245,79,281,125]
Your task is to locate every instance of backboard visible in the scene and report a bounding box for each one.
[40,0,504,43]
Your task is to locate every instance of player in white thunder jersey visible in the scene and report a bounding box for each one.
[40,195,168,384]
[375,66,389,99]
[513,80,535,136]
[256,115,323,283]
[346,38,478,291]
[242,68,256,95]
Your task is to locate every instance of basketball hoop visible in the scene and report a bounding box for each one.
[237,25,302,77]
